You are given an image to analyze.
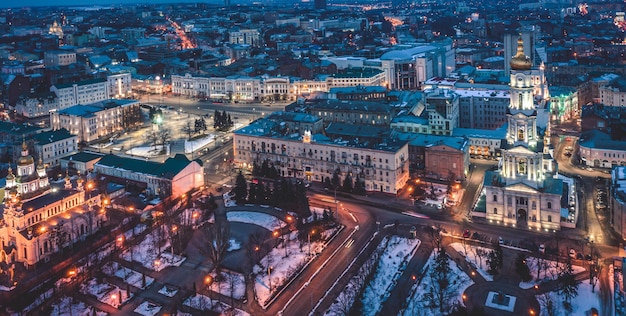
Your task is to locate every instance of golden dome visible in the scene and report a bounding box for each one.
[510,36,532,71]
[6,167,15,180]
[17,155,34,166]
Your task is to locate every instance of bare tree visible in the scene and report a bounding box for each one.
[182,121,194,140]
[202,217,230,276]
[147,130,159,150]
[537,293,559,316]
[158,128,171,150]
[474,248,488,270]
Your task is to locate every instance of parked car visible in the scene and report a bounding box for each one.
[463,230,471,238]
[539,244,545,253]
[498,237,504,245]
[471,232,480,240]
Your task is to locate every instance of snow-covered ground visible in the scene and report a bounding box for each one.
[49,296,106,316]
[158,285,179,297]
[228,238,242,252]
[80,278,132,308]
[536,280,601,316]
[519,257,585,289]
[183,294,250,316]
[402,249,475,316]
[134,301,162,316]
[207,270,246,299]
[226,211,286,231]
[254,227,339,307]
[450,242,494,281]
[125,144,170,157]
[223,192,237,207]
[102,261,154,289]
[119,228,185,271]
[184,134,215,153]
[360,236,421,316]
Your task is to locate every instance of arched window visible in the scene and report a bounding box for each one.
[547,202,552,209]
[494,208,498,214]
[547,215,552,222]
[493,195,498,202]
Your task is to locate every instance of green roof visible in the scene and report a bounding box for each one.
[95,154,199,179]
[0,121,42,136]
[30,128,75,145]
[53,78,107,89]
[62,152,104,163]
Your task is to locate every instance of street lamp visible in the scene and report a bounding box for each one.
[308,229,316,257]
[205,274,213,305]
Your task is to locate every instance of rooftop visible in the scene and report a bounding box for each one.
[56,99,138,117]
[61,152,104,163]
[96,154,200,179]
[30,128,75,145]
[308,99,391,113]
[579,130,626,151]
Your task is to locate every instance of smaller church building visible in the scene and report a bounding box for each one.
[0,144,104,267]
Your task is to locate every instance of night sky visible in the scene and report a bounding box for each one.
[0,0,222,9]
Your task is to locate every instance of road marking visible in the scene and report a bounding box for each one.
[345,239,354,249]
[348,211,357,223]
[280,225,361,315]
[402,211,430,219]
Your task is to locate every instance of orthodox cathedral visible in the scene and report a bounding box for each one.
[479,37,567,231]
[0,144,104,267]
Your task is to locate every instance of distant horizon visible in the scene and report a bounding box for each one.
[0,0,225,9]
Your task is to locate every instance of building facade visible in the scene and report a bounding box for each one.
[94,154,204,198]
[51,78,110,111]
[610,166,626,239]
[233,120,409,194]
[14,92,59,118]
[43,50,76,67]
[0,145,104,267]
[31,129,78,169]
[50,99,140,143]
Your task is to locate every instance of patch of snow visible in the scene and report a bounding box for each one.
[102,262,154,289]
[226,211,286,231]
[450,242,494,281]
[536,280,601,316]
[402,249,475,316]
[519,257,585,289]
[185,134,216,153]
[80,278,131,308]
[360,236,421,316]
[134,301,162,316]
[254,226,340,306]
[125,144,170,158]
[227,238,242,252]
[158,285,179,297]
[207,270,246,299]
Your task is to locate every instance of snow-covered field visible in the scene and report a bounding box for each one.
[536,280,601,316]
[184,134,215,153]
[158,285,179,297]
[125,145,170,157]
[134,301,162,316]
[49,297,106,316]
[450,242,494,281]
[102,261,154,289]
[519,257,585,289]
[207,270,246,299]
[254,228,339,306]
[119,228,186,271]
[402,249,474,316]
[80,278,132,308]
[360,236,421,316]
[226,211,286,231]
[228,238,242,252]
[183,294,250,316]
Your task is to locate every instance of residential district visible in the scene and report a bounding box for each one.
[0,0,625,315]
